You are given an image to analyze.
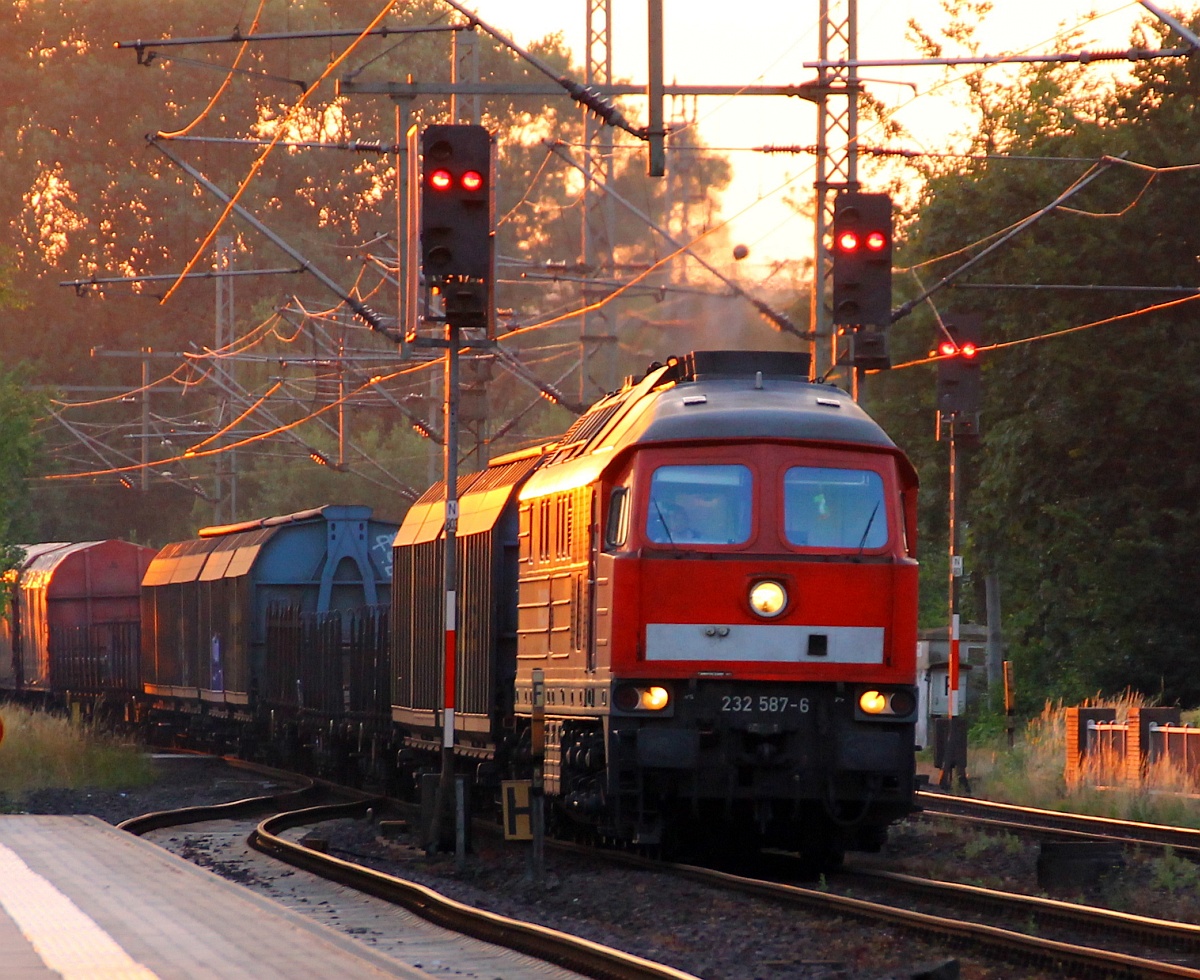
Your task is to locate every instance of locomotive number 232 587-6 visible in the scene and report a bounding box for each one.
[721,695,809,713]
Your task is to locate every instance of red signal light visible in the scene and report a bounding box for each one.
[865,230,887,251]
[460,169,484,192]
[937,339,979,358]
[429,168,453,191]
[837,230,860,252]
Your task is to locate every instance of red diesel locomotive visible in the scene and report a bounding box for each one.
[392,349,919,862]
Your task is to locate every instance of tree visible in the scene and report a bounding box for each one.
[869,5,1200,706]
[3,0,739,545]
[0,370,43,569]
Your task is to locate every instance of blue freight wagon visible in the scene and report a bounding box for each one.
[140,506,398,713]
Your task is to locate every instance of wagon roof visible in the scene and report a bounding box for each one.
[197,503,373,538]
[15,540,155,596]
[146,505,397,587]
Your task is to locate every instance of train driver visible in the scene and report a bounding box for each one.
[646,464,751,545]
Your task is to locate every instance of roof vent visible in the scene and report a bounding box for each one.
[682,350,811,382]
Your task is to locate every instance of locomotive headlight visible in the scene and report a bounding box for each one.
[857,688,918,719]
[888,689,917,716]
[614,684,672,712]
[749,580,787,618]
[859,690,888,714]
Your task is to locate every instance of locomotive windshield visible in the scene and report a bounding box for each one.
[646,464,752,545]
[784,467,887,550]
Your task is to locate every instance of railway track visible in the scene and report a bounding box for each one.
[545,843,1200,980]
[250,801,699,980]
[837,865,1200,974]
[120,768,698,980]
[917,789,1200,856]
[121,759,1200,979]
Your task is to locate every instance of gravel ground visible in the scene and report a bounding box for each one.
[311,818,996,980]
[5,755,1168,980]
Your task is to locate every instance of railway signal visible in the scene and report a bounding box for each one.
[419,122,495,857]
[420,125,492,283]
[935,314,982,433]
[831,191,893,328]
[933,313,981,792]
[847,327,891,371]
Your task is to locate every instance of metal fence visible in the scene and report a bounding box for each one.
[1065,705,1200,787]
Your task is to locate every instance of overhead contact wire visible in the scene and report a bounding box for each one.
[156,0,269,139]
[159,0,400,307]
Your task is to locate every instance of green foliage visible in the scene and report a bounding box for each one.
[0,369,44,556]
[870,5,1200,705]
[966,698,1013,743]
[1149,848,1200,895]
[959,833,992,860]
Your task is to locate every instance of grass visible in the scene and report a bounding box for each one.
[966,692,1200,829]
[0,704,154,800]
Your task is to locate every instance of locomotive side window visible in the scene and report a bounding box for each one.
[784,467,888,550]
[646,464,752,545]
[605,487,630,549]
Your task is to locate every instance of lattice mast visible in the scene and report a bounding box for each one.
[579,0,619,402]
[812,0,860,383]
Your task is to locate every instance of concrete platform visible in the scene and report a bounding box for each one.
[0,815,431,979]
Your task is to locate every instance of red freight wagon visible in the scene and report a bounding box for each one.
[3,540,156,697]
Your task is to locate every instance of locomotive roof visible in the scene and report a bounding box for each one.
[397,351,914,538]
[631,377,896,447]
[517,351,904,500]
[560,351,894,456]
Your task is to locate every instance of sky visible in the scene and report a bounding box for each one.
[452,1,1169,276]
